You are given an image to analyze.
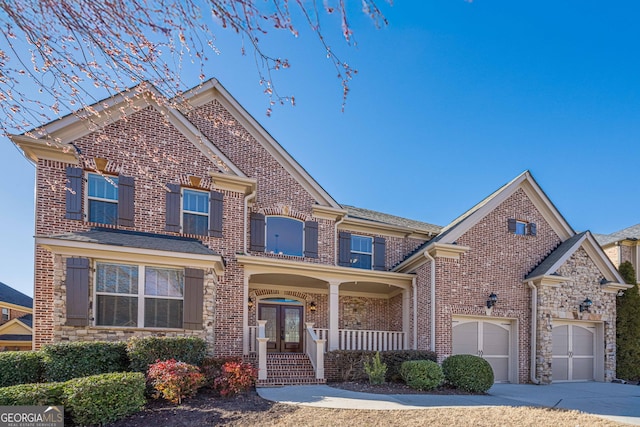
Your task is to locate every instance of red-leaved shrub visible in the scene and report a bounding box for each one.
[200,356,243,388]
[213,361,257,397]
[147,359,205,404]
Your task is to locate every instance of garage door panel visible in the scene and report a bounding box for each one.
[485,357,509,382]
[552,325,569,355]
[572,327,594,356]
[483,323,509,355]
[553,358,569,381]
[573,358,594,381]
[452,322,478,355]
[552,322,595,382]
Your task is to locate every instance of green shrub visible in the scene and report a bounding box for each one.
[200,356,243,388]
[325,350,437,382]
[0,351,44,387]
[42,341,129,382]
[213,361,257,397]
[0,382,64,406]
[399,360,443,390]
[363,352,387,385]
[616,261,640,381]
[147,359,205,404]
[62,372,146,426]
[442,354,494,393]
[127,336,206,372]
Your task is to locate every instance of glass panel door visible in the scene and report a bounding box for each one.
[258,303,303,352]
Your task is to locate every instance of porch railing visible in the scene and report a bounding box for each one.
[305,323,325,380]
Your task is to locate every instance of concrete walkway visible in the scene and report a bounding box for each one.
[257,382,640,425]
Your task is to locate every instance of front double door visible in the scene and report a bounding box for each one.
[259,304,303,352]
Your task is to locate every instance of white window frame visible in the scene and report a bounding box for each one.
[350,234,374,269]
[181,188,209,235]
[93,260,184,329]
[1,308,8,321]
[85,172,119,224]
[265,216,305,256]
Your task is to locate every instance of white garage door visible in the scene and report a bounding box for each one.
[552,322,595,382]
[452,318,512,383]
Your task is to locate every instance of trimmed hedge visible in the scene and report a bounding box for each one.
[399,360,443,390]
[42,341,129,382]
[0,382,64,406]
[63,372,146,426]
[127,336,207,372]
[442,354,494,393]
[326,350,437,382]
[0,351,44,387]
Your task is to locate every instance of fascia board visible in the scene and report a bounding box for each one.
[37,237,225,276]
[0,301,33,313]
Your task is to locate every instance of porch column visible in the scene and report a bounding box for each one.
[402,288,410,349]
[328,281,341,351]
[242,273,250,355]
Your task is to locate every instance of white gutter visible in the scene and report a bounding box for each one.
[412,276,417,350]
[334,215,346,266]
[527,281,540,384]
[425,250,436,352]
[243,189,257,254]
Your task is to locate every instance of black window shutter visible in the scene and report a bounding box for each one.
[527,222,537,236]
[250,213,266,252]
[65,167,83,220]
[183,268,204,330]
[165,183,181,233]
[209,190,224,238]
[117,174,135,227]
[338,231,352,267]
[373,236,386,271]
[66,258,89,326]
[304,221,319,258]
[507,218,517,233]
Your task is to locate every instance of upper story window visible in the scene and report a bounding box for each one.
[338,232,386,271]
[95,262,184,329]
[1,308,8,322]
[249,213,318,258]
[165,184,223,237]
[182,189,209,235]
[88,173,118,225]
[266,216,304,256]
[508,218,537,236]
[350,235,373,269]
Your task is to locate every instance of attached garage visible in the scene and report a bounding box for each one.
[452,317,517,383]
[552,321,604,382]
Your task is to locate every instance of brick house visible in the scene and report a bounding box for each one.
[595,225,640,283]
[10,79,630,384]
[0,282,33,351]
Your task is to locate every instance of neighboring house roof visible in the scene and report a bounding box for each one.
[0,282,33,309]
[393,171,576,272]
[16,314,33,329]
[341,205,442,235]
[42,228,219,256]
[0,334,32,342]
[593,223,640,246]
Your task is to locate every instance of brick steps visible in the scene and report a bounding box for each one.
[248,353,326,387]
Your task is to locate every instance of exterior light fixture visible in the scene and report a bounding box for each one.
[248,297,254,310]
[579,298,592,313]
[486,292,498,309]
[309,301,317,312]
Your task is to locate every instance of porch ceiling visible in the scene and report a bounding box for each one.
[249,274,403,296]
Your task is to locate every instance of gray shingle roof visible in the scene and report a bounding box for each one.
[342,205,442,235]
[525,232,587,279]
[0,282,33,309]
[16,314,32,328]
[593,224,640,246]
[46,228,219,256]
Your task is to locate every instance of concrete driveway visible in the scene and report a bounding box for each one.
[257,382,640,425]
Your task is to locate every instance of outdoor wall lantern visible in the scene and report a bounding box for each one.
[309,301,317,312]
[579,298,593,313]
[486,293,498,309]
[248,297,254,310]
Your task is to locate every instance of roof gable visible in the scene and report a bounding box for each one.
[594,223,640,246]
[10,83,246,177]
[0,282,32,310]
[180,79,340,208]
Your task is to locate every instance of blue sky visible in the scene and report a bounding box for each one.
[2,1,640,297]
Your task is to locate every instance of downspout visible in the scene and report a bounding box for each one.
[424,250,436,352]
[527,281,541,384]
[243,189,256,254]
[334,215,345,266]
[412,276,417,350]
